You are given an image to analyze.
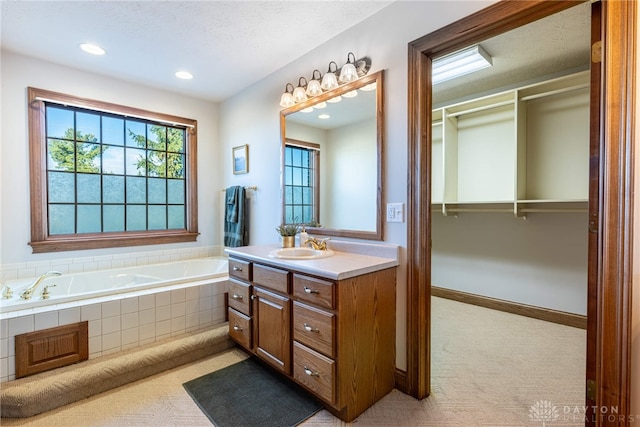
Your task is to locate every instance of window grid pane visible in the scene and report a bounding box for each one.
[45,103,188,235]
[283,145,317,225]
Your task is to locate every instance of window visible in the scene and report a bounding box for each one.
[283,140,319,226]
[28,87,198,253]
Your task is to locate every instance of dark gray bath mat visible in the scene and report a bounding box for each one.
[183,357,323,427]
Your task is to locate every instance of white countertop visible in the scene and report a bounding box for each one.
[224,243,399,280]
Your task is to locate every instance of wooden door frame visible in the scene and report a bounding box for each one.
[405,0,636,420]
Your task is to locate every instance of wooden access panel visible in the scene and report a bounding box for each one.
[15,321,88,378]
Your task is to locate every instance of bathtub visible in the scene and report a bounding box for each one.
[0,257,229,315]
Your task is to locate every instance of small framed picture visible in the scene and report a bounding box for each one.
[232,144,249,174]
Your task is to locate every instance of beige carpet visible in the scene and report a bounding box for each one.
[1,297,586,426]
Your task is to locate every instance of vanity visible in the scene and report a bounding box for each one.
[224,243,398,422]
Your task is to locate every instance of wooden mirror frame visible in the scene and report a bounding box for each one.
[279,70,384,240]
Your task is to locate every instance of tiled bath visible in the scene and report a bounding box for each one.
[0,245,228,383]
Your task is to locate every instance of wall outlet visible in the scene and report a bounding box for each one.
[386,203,404,223]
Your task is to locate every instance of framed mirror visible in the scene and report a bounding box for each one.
[280,70,384,240]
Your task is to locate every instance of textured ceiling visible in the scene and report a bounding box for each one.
[433,2,591,105]
[0,1,392,102]
[1,1,590,104]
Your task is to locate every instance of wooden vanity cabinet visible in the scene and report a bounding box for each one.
[227,255,397,423]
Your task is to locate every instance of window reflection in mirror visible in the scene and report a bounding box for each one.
[280,70,383,240]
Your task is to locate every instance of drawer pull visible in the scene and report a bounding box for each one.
[233,324,243,332]
[303,366,320,377]
[303,286,319,294]
[232,266,243,272]
[303,323,319,333]
[251,294,257,300]
[232,293,243,300]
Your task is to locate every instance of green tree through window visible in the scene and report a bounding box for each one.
[28,87,199,253]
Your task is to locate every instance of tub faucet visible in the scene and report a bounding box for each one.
[20,271,62,300]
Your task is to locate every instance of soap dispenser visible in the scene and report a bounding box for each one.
[299,226,308,247]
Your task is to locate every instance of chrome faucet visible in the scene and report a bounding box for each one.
[20,271,62,300]
[305,237,330,251]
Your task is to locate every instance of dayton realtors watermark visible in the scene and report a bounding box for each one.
[529,400,638,425]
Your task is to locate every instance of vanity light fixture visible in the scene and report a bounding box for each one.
[306,70,323,97]
[279,52,371,108]
[280,83,295,108]
[360,82,376,91]
[314,102,327,109]
[432,44,492,85]
[79,43,106,55]
[292,77,309,103]
[301,107,314,113]
[338,52,358,83]
[175,71,194,80]
[321,62,339,91]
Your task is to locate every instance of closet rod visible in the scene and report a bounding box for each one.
[519,83,590,102]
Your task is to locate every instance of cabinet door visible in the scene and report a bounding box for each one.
[253,286,291,374]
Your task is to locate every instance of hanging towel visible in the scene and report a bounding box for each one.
[224,186,247,247]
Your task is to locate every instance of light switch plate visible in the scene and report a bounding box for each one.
[386,203,404,222]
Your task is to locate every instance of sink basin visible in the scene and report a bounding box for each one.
[268,247,334,260]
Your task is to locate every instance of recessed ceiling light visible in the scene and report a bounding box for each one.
[175,71,194,80]
[79,43,106,55]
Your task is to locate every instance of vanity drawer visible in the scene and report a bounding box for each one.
[253,263,289,294]
[229,258,251,282]
[293,301,335,358]
[227,279,251,315]
[228,308,252,350]
[293,341,335,405]
[293,274,335,310]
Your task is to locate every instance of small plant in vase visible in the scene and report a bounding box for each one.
[275,222,300,248]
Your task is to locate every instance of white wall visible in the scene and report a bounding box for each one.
[0,51,220,265]
[218,0,496,371]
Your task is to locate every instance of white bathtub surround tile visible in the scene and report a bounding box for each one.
[0,319,8,340]
[102,331,121,352]
[111,259,125,269]
[121,327,139,347]
[199,297,212,312]
[139,323,155,342]
[59,307,81,325]
[8,315,34,338]
[199,283,213,298]
[185,313,199,332]
[156,305,171,322]
[89,335,102,355]
[147,255,160,265]
[83,262,98,272]
[138,294,155,311]
[185,286,199,302]
[0,338,7,358]
[199,310,212,328]
[67,263,84,274]
[121,297,139,314]
[17,267,36,280]
[212,308,226,325]
[171,289,185,304]
[88,319,102,338]
[0,356,7,381]
[97,260,112,270]
[35,311,59,330]
[135,256,150,266]
[123,258,137,268]
[81,303,102,322]
[102,316,121,335]
[139,308,155,326]
[185,299,199,316]
[171,316,186,335]
[102,300,121,318]
[158,254,172,264]
[171,302,185,318]
[155,291,171,307]
[121,312,139,330]
[156,319,171,338]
